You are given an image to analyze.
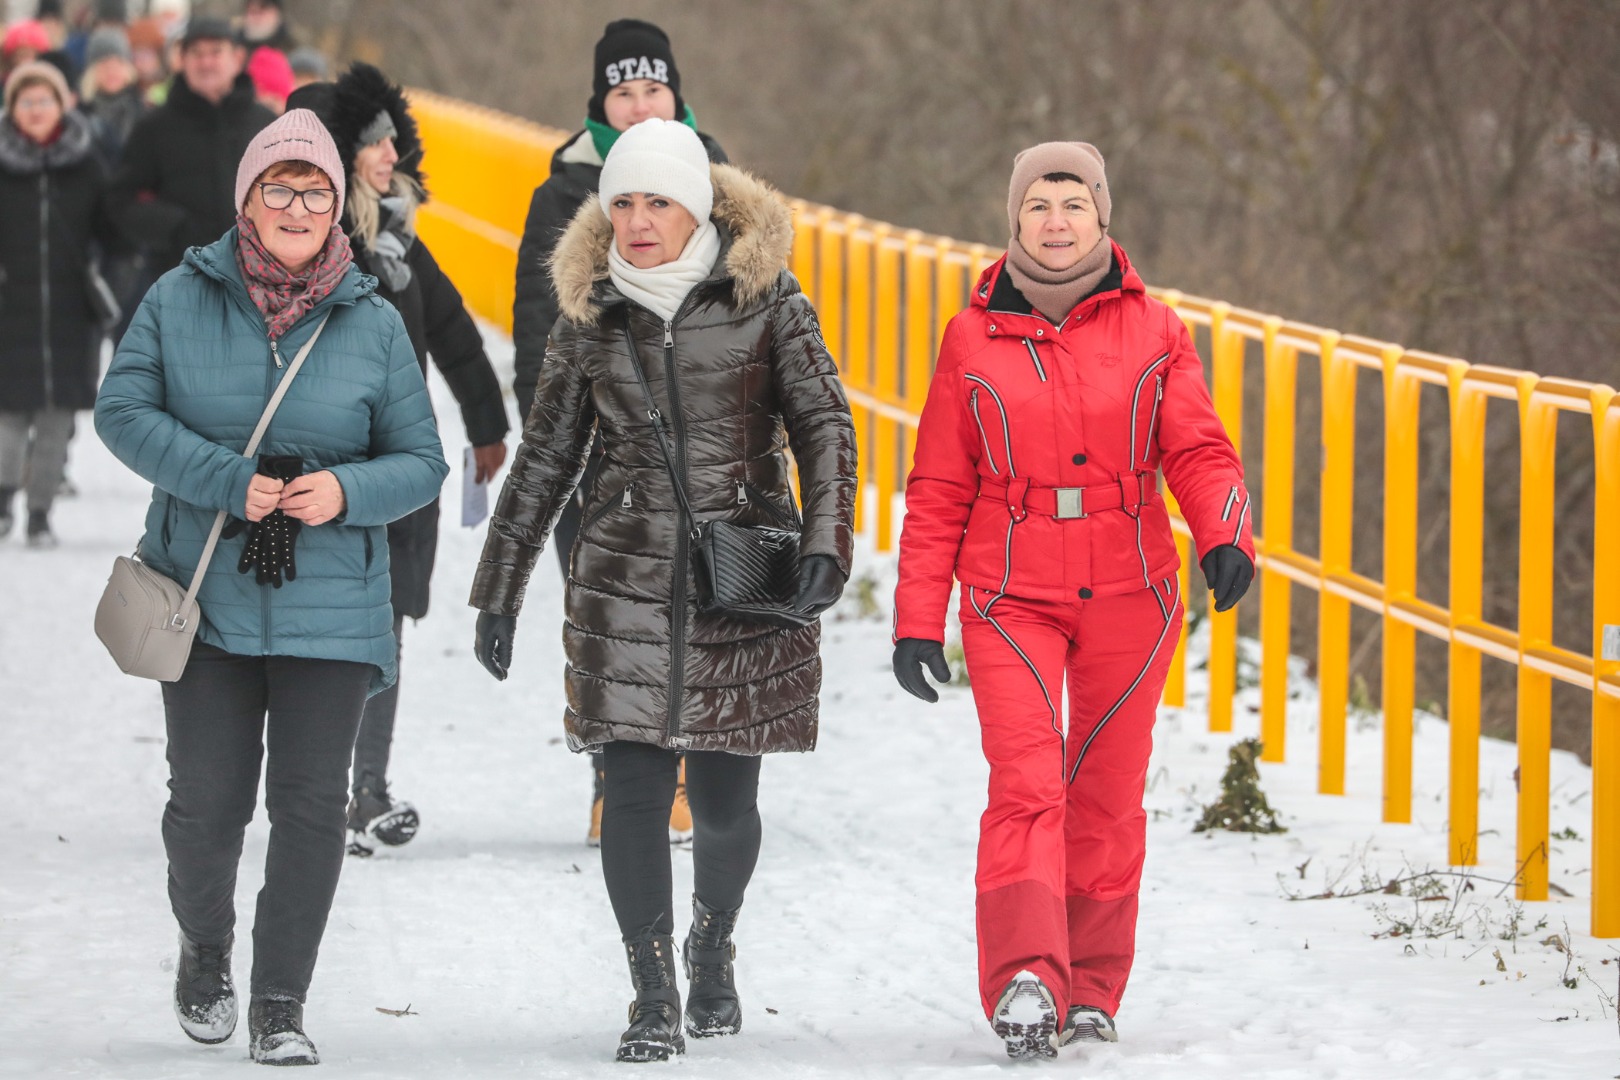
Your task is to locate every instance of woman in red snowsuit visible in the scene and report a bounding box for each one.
[892,141,1255,1060]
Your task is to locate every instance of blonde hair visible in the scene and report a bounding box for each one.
[346,169,423,249]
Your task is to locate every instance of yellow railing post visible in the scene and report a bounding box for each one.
[1517,377,1554,901]
[790,203,818,307]
[1158,297,1192,709]
[846,223,873,537]
[1593,388,1620,935]
[1317,331,1352,795]
[1206,304,1241,733]
[1380,348,1419,823]
[1447,370,1488,865]
[1259,321,1294,762]
[871,228,901,552]
[817,215,846,367]
[901,235,935,482]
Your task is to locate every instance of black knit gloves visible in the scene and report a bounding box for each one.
[235,455,305,589]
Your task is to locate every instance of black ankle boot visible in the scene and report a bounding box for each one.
[616,931,685,1062]
[249,997,318,1065]
[682,896,742,1038]
[174,932,237,1044]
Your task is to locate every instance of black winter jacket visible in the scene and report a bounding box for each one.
[472,164,857,755]
[109,74,274,271]
[82,85,146,171]
[511,126,726,420]
[356,231,509,618]
[0,112,118,413]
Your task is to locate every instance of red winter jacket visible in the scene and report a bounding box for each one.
[894,242,1254,642]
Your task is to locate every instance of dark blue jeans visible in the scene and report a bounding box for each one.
[160,644,371,1001]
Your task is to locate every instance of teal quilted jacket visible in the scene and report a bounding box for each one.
[95,230,449,691]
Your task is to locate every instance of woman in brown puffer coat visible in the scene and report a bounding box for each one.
[469,118,856,1062]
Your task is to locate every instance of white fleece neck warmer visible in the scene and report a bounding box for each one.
[607,219,721,322]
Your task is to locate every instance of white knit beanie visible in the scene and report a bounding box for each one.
[234,108,346,219]
[597,117,713,224]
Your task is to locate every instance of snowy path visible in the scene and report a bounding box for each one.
[0,328,1611,1079]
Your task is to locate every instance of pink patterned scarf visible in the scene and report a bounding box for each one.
[234,213,354,340]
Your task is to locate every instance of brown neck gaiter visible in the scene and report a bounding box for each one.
[1003,233,1113,325]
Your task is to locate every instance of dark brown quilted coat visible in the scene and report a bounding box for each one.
[469,164,857,754]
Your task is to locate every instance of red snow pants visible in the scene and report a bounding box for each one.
[959,577,1183,1021]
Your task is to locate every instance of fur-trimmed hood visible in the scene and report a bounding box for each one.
[0,110,94,174]
[284,62,425,197]
[549,161,793,327]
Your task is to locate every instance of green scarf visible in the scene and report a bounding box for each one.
[586,105,699,162]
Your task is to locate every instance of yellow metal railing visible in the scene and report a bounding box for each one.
[405,89,1618,937]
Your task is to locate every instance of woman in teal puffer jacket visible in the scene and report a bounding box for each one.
[94,109,447,1067]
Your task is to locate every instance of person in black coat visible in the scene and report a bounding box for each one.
[0,63,120,545]
[287,64,510,856]
[108,18,273,272]
[511,18,726,846]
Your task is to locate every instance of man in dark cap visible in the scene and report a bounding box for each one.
[108,17,274,271]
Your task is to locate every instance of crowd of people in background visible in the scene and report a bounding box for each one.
[3,0,1253,1069]
[0,0,316,545]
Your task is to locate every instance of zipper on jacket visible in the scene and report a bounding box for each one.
[743,481,800,528]
[1221,485,1240,521]
[1127,353,1170,470]
[582,483,633,532]
[662,317,689,742]
[969,388,1000,475]
[1022,337,1047,382]
[38,173,54,405]
[1142,375,1165,462]
[270,337,283,368]
[964,374,1015,476]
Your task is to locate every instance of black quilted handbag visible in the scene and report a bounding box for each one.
[622,316,813,630]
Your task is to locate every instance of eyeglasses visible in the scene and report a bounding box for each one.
[12,97,61,113]
[255,183,337,215]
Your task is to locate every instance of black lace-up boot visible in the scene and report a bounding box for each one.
[682,896,742,1038]
[248,997,319,1066]
[616,931,685,1062]
[174,932,237,1044]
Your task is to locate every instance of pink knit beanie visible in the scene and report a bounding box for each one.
[234,108,346,218]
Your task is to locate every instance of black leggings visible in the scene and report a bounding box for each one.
[599,742,762,938]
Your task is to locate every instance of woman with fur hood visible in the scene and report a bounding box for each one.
[0,62,121,546]
[470,118,856,1062]
[286,64,510,858]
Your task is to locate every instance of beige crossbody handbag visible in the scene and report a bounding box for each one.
[94,312,332,682]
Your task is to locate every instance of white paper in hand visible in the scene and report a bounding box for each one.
[461,446,489,528]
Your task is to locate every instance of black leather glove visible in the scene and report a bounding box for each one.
[235,455,304,588]
[892,637,951,703]
[793,554,844,616]
[474,611,517,681]
[1200,544,1254,613]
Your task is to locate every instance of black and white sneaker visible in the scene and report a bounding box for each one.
[991,969,1059,1060]
[346,778,419,857]
[174,933,237,1044]
[248,997,318,1066]
[1059,1004,1118,1045]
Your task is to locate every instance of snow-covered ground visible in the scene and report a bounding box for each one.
[0,326,1612,1079]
